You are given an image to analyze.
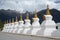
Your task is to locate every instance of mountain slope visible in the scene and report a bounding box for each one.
[0,9,60,24]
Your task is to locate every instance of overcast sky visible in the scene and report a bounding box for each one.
[0,0,60,13]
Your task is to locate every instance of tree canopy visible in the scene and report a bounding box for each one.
[0,20,4,31]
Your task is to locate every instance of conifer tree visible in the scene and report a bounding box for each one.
[0,20,4,31]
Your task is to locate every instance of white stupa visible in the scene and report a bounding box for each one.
[22,13,31,34]
[37,16,46,36]
[5,20,9,32]
[7,19,11,32]
[13,17,18,33]
[9,18,14,33]
[17,15,24,34]
[31,10,41,35]
[2,20,6,32]
[42,5,56,36]
[52,23,60,37]
[4,20,8,32]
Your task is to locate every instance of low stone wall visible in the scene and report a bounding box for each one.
[3,32,60,40]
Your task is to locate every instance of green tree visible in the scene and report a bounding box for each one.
[0,20,4,31]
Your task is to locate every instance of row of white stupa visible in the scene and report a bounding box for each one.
[2,5,60,37]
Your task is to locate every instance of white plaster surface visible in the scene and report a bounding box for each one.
[17,21,24,34]
[31,28,41,35]
[42,15,56,36]
[13,22,18,33]
[52,23,60,37]
[22,19,31,34]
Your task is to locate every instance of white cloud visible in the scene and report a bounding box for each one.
[55,3,60,10]
[0,0,60,13]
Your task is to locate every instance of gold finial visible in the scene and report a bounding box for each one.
[34,9,38,18]
[9,19,11,23]
[7,20,8,24]
[20,15,23,21]
[26,13,29,19]
[46,5,50,15]
[5,20,6,24]
[16,16,18,22]
[47,5,49,8]
[12,18,14,23]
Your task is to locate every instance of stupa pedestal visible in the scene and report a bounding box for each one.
[22,19,31,34]
[31,18,41,35]
[13,22,18,33]
[9,23,14,33]
[43,15,56,36]
[17,21,24,34]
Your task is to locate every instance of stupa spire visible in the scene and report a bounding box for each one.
[9,19,11,23]
[12,18,14,23]
[5,20,6,24]
[46,5,50,15]
[26,13,29,19]
[20,15,23,21]
[7,20,8,24]
[16,16,18,22]
[34,9,38,18]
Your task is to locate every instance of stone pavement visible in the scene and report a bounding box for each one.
[0,32,60,40]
